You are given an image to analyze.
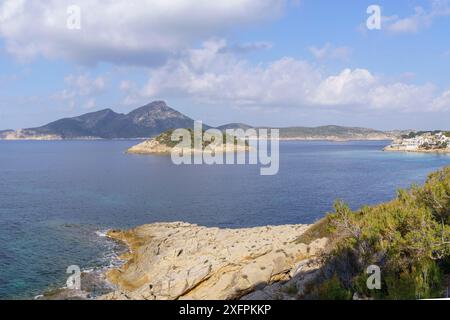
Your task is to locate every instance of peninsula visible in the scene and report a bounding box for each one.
[384,131,450,153]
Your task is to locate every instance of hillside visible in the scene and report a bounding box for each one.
[218,124,395,141]
[278,125,392,140]
[294,166,450,299]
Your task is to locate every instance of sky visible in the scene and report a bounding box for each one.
[1,0,450,130]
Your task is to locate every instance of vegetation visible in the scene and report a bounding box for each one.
[402,130,444,139]
[420,141,448,150]
[310,167,450,299]
[295,218,331,245]
[155,128,248,149]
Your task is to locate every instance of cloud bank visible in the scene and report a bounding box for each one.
[120,40,450,113]
[384,0,450,34]
[0,0,285,65]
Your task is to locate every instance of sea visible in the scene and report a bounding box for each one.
[0,140,449,299]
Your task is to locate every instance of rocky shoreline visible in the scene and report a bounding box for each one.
[98,222,328,300]
[384,145,450,154]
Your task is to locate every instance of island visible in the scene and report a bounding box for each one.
[126,129,251,155]
[384,131,450,153]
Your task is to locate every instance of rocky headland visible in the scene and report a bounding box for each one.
[99,222,328,300]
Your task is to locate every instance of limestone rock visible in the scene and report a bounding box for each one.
[100,222,328,300]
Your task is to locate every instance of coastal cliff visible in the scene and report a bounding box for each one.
[100,222,328,300]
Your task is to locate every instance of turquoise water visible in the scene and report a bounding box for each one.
[0,140,450,299]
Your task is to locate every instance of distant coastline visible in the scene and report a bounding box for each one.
[0,133,396,143]
[0,136,393,142]
[0,101,403,142]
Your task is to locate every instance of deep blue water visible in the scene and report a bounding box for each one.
[1,140,450,299]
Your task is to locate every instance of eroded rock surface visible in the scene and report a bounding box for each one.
[100,222,327,300]
[127,139,175,154]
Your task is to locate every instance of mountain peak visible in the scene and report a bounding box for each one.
[127,101,172,117]
[141,100,169,110]
[146,100,168,107]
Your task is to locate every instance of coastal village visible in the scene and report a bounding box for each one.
[385,131,450,153]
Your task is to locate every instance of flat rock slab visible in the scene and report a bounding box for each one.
[101,222,327,300]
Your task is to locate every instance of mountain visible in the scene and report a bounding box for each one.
[1,101,196,140]
[0,101,399,141]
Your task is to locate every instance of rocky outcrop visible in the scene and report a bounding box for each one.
[100,222,328,300]
[127,130,251,155]
[127,139,177,154]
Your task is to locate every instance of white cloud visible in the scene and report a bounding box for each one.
[82,98,97,110]
[137,39,321,106]
[122,39,450,112]
[63,74,106,96]
[312,69,376,106]
[308,43,352,61]
[119,80,142,106]
[432,89,450,111]
[384,0,450,34]
[384,8,429,34]
[53,74,107,110]
[367,83,437,110]
[219,41,273,54]
[0,0,285,65]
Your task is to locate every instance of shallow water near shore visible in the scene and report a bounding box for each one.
[1,140,450,299]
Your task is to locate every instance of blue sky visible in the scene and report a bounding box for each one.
[1,0,450,130]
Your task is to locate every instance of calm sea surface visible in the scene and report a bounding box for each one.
[1,140,450,299]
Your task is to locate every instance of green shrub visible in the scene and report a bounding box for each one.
[320,166,450,299]
[316,274,352,300]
